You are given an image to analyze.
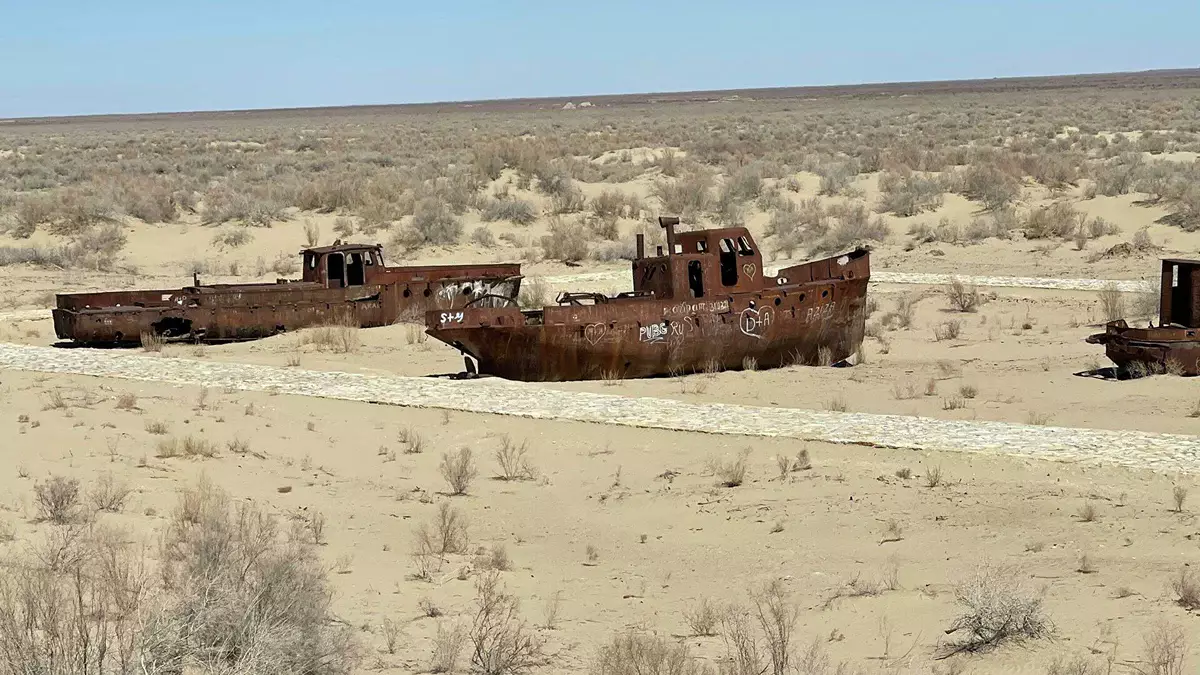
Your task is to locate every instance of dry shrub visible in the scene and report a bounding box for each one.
[1024,202,1083,240]
[683,598,720,636]
[1097,284,1125,322]
[955,164,1021,210]
[591,632,711,675]
[297,318,360,353]
[90,472,132,513]
[811,202,888,255]
[495,435,537,481]
[303,219,320,247]
[933,320,962,342]
[469,571,545,675]
[944,565,1051,654]
[877,170,945,216]
[589,190,643,220]
[440,448,477,496]
[482,198,537,225]
[470,226,498,248]
[946,278,981,312]
[0,478,358,675]
[162,480,358,673]
[393,199,463,249]
[518,276,549,309]
[1171,566,1200,610]
[1141,622,1187,675]
[721,579,799,675]
[711,448,750,487]
[430,621,468,673]
[34,475,82,524]
[651,172,711,219]
[540,217,590,262]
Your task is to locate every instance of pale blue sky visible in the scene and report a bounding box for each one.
[1,0,1196,118]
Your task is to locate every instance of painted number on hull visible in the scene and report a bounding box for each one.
[440,312,464,325]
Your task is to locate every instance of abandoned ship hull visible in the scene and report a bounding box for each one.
[1087,321,1200,376]
[54,273,520,345]
[429,276,869,381]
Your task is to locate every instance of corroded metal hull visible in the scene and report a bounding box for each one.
[54,267,520,345]
[1086,321,1200,376]
[427,250,869,382]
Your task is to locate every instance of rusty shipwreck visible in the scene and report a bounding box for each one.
[425,217,870,381]
[54,242,521,345]
[1087,257,1200,376]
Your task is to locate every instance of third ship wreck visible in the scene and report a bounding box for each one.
[426,216,870,381]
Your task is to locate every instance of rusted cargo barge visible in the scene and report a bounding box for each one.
[54,242,521,345]
[1087,257,1200,376]
[426,217,869,381]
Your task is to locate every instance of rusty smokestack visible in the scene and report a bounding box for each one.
[659,216,679,254]
[635,233,645,259]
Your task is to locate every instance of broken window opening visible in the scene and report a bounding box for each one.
[688,260,705,298]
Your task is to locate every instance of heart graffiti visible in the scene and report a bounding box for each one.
[583,323,607,345]
[739,306,773,338]
[742,263,757,279]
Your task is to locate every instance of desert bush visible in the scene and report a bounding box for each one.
[297,318,360,353]
[540,217,590,262]
[161,480,358,673]
[518,276,549,309]
[303,219,320,247]
[482,197,538,225]
[651,172,711,219]
[211,226,253,249]
[440,448,478,495]
[1097,284,1125,322]
[495,436,537,481]
[471,226,498,248]
[1171,566,1200,610]
[683,598,720,636]
[34,476,82,523]
[392,198,462,249]
[933,320,962,341]
[811,202,888,255]
[1023,202,1083,240]
[589,190,642,220]
[415,502,470,558]
[817,162,856,196]
[945,565,1052,653]
[430,621,468,673]
[877,170,945,216]
[592,632,711,675]
[469,571,545,675]
[946,278,981,312]
[1141,622,1188,675]
[90,472,132,513]
[956,164,1021,210]
[711,449,751,487]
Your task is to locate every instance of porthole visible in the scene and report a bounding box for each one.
[774,297,781,306]
[402,288,411,298]
[822,290,829,298]
[423,288,432,297]
[799,293,806,302]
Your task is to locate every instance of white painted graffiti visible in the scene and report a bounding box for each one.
[583,323,608,345]
[664,299,730,317]
[639,322,668,343]
[742,263,757,280]
[435,280,516,309]
[804,302,836,323]
[739,307,774,339]
[439,311,464,325]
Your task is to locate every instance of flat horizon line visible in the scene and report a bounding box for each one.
[4,66,1199,125]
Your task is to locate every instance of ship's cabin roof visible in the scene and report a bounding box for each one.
[301,242,383,256]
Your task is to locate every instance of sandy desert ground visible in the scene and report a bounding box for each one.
[2,73,1200,674]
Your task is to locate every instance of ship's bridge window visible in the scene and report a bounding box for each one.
[696,240,708,253]
[719,239,738,287]
[673,243,683,254]
[364,251,375,266]
[307,253,317,270]
[737,236,754,256]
